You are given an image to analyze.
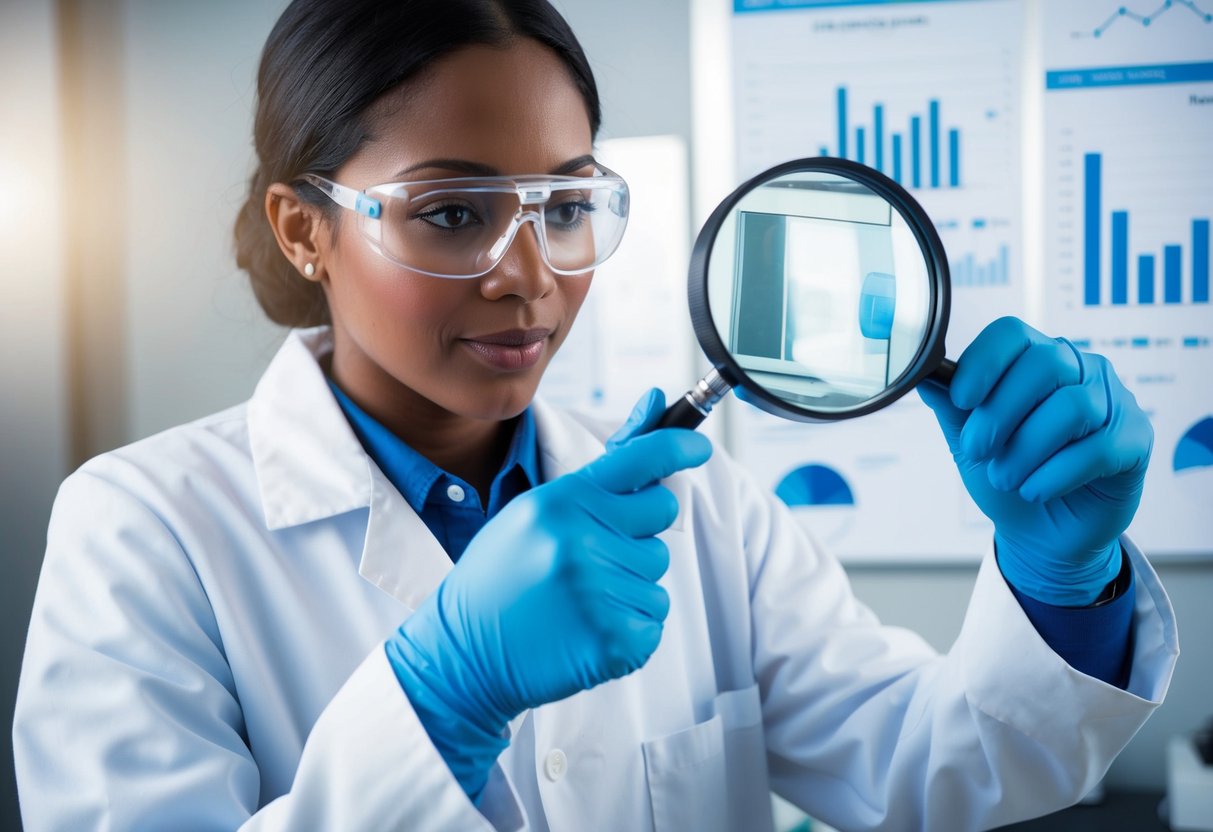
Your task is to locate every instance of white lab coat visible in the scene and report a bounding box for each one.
[14,327,1178,832]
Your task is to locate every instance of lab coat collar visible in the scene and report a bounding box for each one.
[530,396,602,481]
[248,327,374,530]
[248,328,454,610]
[247,327,625,610]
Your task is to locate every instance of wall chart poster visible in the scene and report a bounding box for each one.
[723,0,1211,559]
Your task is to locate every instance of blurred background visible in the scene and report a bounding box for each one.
[1,0,1209,829]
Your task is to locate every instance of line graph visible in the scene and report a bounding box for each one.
[1076,0,1213,38]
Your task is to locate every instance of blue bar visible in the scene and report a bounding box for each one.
[973,218,987,229]
[929,100,940,188]
[856,126,865,164]
[1000,245,1008,286]
[837,87,847,159]
[1194,219,1209,303]
[948,128,960,187]
[1165,245,1182,303]
[911,116,922,189]
[1084,154,1101,306]
[874,104,884,173]
[818,145,830,157]
[1139,254,1155,304]
[1131,337,1150,348]
[1111,211,1128,305]
[1046,61,1213,90]
[891,134,902,184]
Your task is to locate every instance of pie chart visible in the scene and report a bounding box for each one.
[775,464,855,507]
[1174,416,1213,473]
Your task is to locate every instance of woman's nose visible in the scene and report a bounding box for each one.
[479,216,557,303]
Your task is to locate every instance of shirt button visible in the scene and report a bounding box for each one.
[446,484,465,503]
[543,748,567,782]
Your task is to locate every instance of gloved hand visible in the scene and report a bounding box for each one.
[387,392,711,802]
[918,317,1152,606]
[607,386,667,449]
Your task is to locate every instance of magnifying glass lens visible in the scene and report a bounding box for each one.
[658,159,952,430]
[709,171,933,413]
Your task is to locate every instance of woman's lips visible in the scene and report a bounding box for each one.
[461,328,551,371]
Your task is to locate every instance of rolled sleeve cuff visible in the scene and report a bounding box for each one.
[1007,548,1135,688]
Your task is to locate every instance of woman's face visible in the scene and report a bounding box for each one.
[317,39,596,427]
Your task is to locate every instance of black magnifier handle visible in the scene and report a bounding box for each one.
[656,368,733,430]
[926,357,957,388]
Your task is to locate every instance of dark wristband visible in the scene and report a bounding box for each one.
[1087,546,1132,608]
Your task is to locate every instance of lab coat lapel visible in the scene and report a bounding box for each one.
[530,398,689,532]
[360,399,624,611]
[358,462,452,612]
[530,397,602,480]
[247,327,453,611]
[247,328,372,529]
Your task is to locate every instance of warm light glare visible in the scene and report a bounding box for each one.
[0,161,39,231]
[1,1,65,303]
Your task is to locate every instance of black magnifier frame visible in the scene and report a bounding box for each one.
[659,157,957,430]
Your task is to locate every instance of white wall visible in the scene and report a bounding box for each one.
[0,1,71,825]
[121,0,288,440]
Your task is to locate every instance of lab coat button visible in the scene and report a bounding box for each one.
[544,748,567,782]
[446,484,465,503]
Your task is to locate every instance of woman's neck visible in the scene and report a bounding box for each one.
[404,412,516,498]
[325,350,517,498]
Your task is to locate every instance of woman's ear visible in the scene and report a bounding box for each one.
[266,183,325,282]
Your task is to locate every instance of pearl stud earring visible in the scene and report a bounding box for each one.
[303,262,315,277]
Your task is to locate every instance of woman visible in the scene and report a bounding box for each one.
[14,1,1176,830]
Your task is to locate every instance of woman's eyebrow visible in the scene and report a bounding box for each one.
[549,154,597,175]
[394,154,598,179]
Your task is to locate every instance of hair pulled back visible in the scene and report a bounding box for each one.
[234,0,602,327]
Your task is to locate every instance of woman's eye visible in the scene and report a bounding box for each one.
[416,203,480,229]
[549,199,595,228]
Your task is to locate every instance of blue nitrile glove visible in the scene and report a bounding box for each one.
[386,407,711,803]
[607,387,667,450]
[918,317,1153,606]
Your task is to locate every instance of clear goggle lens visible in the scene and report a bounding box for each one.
[301,166,629,279]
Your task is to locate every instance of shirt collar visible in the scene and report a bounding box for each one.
[327,379,541,513]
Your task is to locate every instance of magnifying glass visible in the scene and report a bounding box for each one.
[659,157,957,430]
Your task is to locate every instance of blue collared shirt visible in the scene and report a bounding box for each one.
[328,381,541,562]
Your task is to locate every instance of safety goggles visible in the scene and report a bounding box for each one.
[299,164,629,279]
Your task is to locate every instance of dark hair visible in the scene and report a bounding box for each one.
[234,0,602,327]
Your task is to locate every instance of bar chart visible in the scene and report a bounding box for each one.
[819,87,963,190]
[731,3,1019,191]
[728,0,1024,560]
[1043,0,1213,553]
[951,245,1010,287]
[1082,152,1210,307]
